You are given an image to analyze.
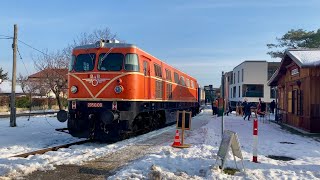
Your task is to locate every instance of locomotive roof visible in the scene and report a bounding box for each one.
[73,42,136,50]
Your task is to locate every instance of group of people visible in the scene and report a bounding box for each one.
[211,99,233,116]
[211,98,276,120]
[241,98,276,121]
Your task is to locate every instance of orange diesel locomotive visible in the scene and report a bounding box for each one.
[58,40,200,141]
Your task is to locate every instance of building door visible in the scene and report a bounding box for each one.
[143,60,151,99]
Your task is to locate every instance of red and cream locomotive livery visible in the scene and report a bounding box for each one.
[58,40,200,141]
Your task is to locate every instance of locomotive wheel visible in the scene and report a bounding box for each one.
[150,113,161,130]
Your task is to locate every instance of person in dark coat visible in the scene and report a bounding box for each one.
[270,100,275,114]
[212,100,216,115]
[243,101,251,120]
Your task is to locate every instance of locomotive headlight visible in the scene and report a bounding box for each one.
[114,85,123,94]
[71,86,78,94]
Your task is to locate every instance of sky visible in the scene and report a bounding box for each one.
[1,0,320,87]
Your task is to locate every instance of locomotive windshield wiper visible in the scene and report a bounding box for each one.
[100,47,114,63]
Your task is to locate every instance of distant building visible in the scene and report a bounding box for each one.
[268,49,320,133]
[213,87,221,99]
[28,68,68,98]
[198,87,206,105]
[0,80,24,96]
[204,85,215,103]
[228,61,280,107]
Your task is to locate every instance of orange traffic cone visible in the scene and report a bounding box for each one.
[172,130,182,147]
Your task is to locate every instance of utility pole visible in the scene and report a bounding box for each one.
[10,24,17,127]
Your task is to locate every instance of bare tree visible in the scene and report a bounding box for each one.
[73,27,119,46]
[33,50,68,110]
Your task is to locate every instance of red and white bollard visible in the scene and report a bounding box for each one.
[252,118,258,163]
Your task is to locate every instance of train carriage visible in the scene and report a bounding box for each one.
[58,40,200,141]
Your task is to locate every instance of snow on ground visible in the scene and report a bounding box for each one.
[0,107,320,179]
[0,114,177,179]
[108,107,320,180]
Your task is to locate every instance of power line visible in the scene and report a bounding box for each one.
[17,38,68,79]
[0,34,12,38]
[17,39,50,57]
[17,47,30,76]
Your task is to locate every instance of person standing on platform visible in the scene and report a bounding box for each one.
[243,101,251,120]
[211,100,216,115]
[270,100,275,114]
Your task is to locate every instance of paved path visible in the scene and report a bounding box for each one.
[24,129,174,180]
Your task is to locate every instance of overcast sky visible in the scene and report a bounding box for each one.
[1,0,320,87]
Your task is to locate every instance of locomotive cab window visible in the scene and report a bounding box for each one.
[69,55,76,71]
[98,53,124,71]
[74,53,96,72]
[125,53,139,71]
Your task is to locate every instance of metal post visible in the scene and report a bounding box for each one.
[274,87,278,122]
[252,119,258,163]
[221,71,225,138]
[10,24,17,127]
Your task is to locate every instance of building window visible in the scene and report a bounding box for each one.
[238,86,240,97]
[238,71,240,83]
[233,73,235,84]
[242,69,244,82]
[292,89,303,116]
[166,84,173,99]
[154,64,162,78]
[231,88,232,98]
[155,80,163,99]
[233,86,236,98]
[270,88,276,99]
[242,84,264,97]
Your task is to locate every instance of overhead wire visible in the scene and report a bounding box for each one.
[0,34,12,38]
[16,39,68,123]
[17,47,30,75]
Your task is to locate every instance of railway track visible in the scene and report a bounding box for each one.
[12,139,92,158]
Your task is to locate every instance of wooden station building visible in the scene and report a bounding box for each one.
[268,49,320,133]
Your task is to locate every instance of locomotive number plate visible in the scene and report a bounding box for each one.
[87,102,103,108]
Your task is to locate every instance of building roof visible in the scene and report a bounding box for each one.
[28,68,68,79]
[0,80,23,94]
[286,49,320,67]
[233,60,267,70]
[268,49,320,86]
